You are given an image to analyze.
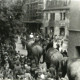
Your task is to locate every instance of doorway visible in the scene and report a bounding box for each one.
[60,27,65,36]
[76,46,80,57]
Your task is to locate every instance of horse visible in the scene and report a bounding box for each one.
[26,39,35,58]
[26,37,46,65]
[44,48,63,80]
[65,58,80,80]
[31,43,43,65]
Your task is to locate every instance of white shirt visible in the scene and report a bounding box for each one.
[30,34,34,38]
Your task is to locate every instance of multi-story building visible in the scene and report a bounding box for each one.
[22,0,44,33]
[43,0,70,38]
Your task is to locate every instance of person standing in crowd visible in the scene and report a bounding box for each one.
[29,33,34,38]
[24,70,33,80]
[62,50,68,57]
[39,60,47,74]
[61,41,63,46]
[56,43,60,51]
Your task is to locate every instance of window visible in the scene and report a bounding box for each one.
[46,13,48,20]
[63,13,66,20]
[76,46,80,56]
[50,13,55,20]
[60,13,62,20]
[60,12,66,20]
[50,27,54,34]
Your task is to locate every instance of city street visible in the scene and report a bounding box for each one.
[0,0,79,80]
[15,35,28,56]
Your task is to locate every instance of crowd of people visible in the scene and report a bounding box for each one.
[20,33,68,80]
[0,30,69,80]
[0,34,31,80]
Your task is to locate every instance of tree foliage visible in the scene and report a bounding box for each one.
[0,0,24,43]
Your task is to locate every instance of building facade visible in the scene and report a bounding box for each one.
[43,0,70,38]
[68,0,80,58]
[22,0,44,33]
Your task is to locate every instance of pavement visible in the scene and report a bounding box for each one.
[15,35,28,56]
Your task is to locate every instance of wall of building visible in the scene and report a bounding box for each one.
[43,0,47,9]
[43,9,69,37]
[43,0,70,37]
[22,0,44,33]
[68,0,80,58]
[68,31,80,58]
[22,0,44,22]
[69,0,80,31]
[42,12,50,34]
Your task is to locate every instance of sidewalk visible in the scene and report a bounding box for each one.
[15,35,28,56]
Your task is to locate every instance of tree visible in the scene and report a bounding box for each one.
[0,0,24,43]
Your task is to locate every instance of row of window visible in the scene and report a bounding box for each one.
[27,3,38,10]
[46,12,66,20]
[45,27,65,36]
[26,11,42,19]
[27,3,43,11]
[46,0,70,8]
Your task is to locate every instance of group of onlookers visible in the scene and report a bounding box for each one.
[0,31,69,80]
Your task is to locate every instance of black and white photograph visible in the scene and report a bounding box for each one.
[0,0,80,80]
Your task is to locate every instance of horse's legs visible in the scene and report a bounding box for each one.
[23,43,25,49]
[43,52,46,62]
[56,61,60,80]
[34,56,38,65]
[46,62,51,69]
[38,54,42,63]
[56,69,59,80]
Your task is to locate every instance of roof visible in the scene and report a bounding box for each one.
[43,6,70,11]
